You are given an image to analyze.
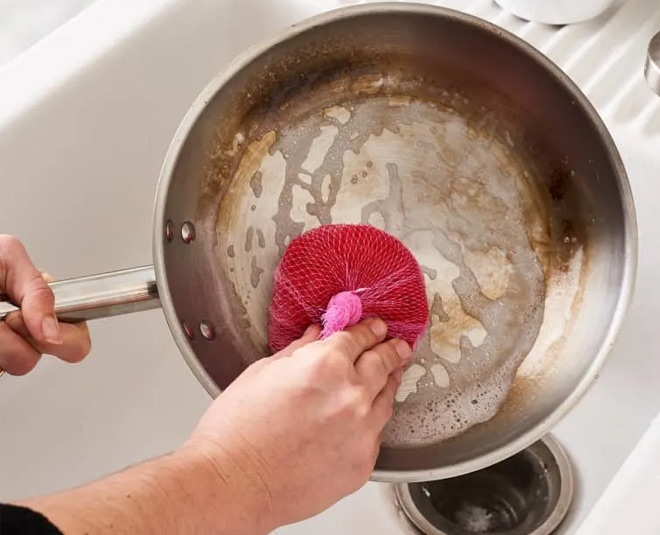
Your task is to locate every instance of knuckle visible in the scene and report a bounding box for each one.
[290,345,313,360]
[352,323,376,348]
[0,236,24,275]
[0,324,41,375]
[297,382,321,402]
[1,352,40,377]
[342,387,370,417]
[299,361,326,387]
[251,357,269,370]
[356,387,371,409]
[330,331,359,356]
[0,234,24,254]
[374,349,392,376]
[299,359,319,382]
[244,356,273,377]
[11,358,40,376]
[380,342,400,369]
[4,311,27,334]
[360,349,390,380]
[311,352,348,378]
[29,279,54,301]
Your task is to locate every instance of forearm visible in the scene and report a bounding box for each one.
[17,448,269,535]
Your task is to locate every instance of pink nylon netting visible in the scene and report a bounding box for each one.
[268,224,429,352]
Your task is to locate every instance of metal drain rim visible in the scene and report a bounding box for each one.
[394,435,574,535]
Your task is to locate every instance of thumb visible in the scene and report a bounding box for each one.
[0,235,61,345]
[273,324,321,358]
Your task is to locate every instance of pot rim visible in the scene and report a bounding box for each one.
[151,2,638,482]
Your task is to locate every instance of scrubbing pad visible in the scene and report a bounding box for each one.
[268,224,429,351]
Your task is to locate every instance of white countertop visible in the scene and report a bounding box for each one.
[0,1,659,533]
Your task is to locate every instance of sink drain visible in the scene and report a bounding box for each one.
[394,435,573,535]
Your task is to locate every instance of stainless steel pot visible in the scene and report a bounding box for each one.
[0,4,636,482]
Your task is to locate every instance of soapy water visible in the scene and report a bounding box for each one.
[214,83,581,446]
[454,504,497,532]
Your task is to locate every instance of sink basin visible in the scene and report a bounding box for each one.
[0,0,98,68]
[0,0,658,533]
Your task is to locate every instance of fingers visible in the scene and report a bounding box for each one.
[354,338,411,400]
[41,323,91,363]
[371,368,402,430]
[0,235,61,345]
[320,317,388,363]
[274,324,321,358]
[4,311,91,364]
[0,322,41,375]
[48,323,91,362]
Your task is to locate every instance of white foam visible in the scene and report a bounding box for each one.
[395,364,426,403]
[455,504,496,532]
[219,91,557,446]
[518,246,584,378]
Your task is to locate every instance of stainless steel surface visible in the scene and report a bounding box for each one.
[153,3,636,481]
[645,31,660,97]
[394,435,573,535]
[0,266,159,322]
[0,3,636,482]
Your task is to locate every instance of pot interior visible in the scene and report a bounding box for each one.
[157,5,633,480]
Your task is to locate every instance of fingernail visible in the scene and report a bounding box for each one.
[42,316,62,345]
[367,318,387,338]
[394,339,412,363]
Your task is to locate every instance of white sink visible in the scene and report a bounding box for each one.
[0,0,98,68]
[0,0,658,533]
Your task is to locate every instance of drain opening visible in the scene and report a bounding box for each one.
[395,435,573,535]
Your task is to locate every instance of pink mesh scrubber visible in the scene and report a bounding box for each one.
[268,224,429,352]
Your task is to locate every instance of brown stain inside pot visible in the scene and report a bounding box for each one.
[202,52,587,446]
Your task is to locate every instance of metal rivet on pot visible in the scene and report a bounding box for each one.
[181,221,196,243]
[165,220,174,241]
[182,321,194,340]
[200,321,215,340]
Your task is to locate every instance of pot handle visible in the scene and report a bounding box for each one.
[0,265,161,323]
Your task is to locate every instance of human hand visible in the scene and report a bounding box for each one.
[183,318,411,534]
[0,235,91,375]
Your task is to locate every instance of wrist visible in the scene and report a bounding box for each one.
[173,439,274,535]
